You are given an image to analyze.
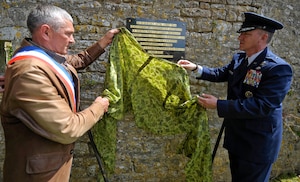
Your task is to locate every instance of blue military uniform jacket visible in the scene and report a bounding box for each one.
[199,47,292,163]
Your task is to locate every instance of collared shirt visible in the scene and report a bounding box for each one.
[247,49,263,66]
[192,64,203,77]
[27,38,67,64]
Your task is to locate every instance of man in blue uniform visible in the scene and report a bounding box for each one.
[178,12,293,182]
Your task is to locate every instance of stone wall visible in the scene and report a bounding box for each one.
[0,0,299,181]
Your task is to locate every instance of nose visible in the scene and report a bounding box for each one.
[70,35,75,44]
[238,34,242,41]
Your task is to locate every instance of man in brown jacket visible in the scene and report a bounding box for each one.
[0,4,119,182]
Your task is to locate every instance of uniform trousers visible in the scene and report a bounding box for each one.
[229,152,273,182]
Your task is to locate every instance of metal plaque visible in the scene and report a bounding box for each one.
[126,18,186,61]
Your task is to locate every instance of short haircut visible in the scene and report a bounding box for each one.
[27,4,73,34]
[266,31,274,43]
[257,29,274,44]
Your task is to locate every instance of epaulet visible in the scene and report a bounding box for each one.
[265,53,283,64]
[233,52,246,60]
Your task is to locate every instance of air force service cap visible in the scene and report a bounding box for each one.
[237,12,283,33]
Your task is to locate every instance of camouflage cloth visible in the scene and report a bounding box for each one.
[92,27,212,181]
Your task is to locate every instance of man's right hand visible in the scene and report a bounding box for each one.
[95,96,110,113]
[177,60,198,71]
[98,28,120,49]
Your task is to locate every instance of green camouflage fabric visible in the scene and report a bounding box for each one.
[92,27,212,181]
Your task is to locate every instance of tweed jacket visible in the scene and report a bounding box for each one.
[0,38,107,182]
[199,47,293,164]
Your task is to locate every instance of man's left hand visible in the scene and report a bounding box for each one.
[198,93,217,109]
[98,28,120,49]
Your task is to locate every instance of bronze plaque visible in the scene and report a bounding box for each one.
[126,18,186,61]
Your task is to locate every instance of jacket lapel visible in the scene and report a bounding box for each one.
[230,55,247,87]
[66,64,80,111]
[232,48,268,86]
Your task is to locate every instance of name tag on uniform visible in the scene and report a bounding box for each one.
[243,69,262,88]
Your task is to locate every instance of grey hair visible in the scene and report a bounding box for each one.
[266,31,274,43]
[258,29,274,44]
[27,4,73,34]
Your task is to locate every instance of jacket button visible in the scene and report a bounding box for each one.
[70,149,74,154]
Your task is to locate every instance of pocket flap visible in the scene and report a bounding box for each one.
[26,153,71,174]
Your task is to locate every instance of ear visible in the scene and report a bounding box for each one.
[40,24,52,40]
[261,32,269,42]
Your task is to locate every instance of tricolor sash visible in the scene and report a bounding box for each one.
[8,46,77,112]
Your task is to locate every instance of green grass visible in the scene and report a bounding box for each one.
[270,173,300,182]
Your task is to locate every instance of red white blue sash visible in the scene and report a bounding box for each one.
[8,46,76,112]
